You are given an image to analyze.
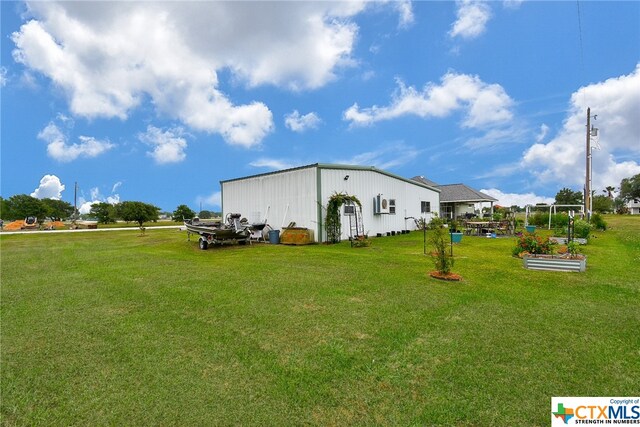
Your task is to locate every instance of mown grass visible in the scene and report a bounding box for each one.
[1,215,638,425]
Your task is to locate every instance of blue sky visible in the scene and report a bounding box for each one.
[2,1,639,213]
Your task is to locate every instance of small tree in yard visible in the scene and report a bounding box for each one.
[117,201,160,227]
[429,222,455,277]
[90,202,117,224]
[173,204,196,222]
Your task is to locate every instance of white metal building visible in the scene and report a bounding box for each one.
[220,164,440,242]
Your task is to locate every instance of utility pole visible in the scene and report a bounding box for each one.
[585,108,599,222]
[585,107,591,221]
[74,181,78,221]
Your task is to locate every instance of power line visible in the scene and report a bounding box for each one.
[576,0,587,105]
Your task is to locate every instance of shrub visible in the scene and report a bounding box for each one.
[428,216,445,230]
[430,226,454,274]
[566,241,580,258]
[352,235,371,248]
[528,212,569,228]
[590,213,607,231]
[512,233,556,257]
[529,211,548,227]
[551,213,569,228]
[573,219,592,239]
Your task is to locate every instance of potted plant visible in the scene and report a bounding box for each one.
[449,219,463,243]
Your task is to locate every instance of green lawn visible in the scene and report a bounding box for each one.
[1,216,638,425]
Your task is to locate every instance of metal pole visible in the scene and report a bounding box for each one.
[450,230,453,257]
[585,107,591,222]
[423,221,426,255]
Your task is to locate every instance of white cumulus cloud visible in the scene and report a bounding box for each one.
[334,142,423,170]
[284,110,322,133]
[449,0,492,40]
[38,122,114,162]
[522,64,640,191]
[535,124,550,143]
[78,185,121,214]
[0,66,7,87]
[393,0,415,28]
[196,191,221,209]
[9,2,409,148]
[502,0,524,10]
[249,158,299,171]
[31,174,65,199]
[139,125,188,164]
[344,73,513,129]
[111,181,122,193]
[479,188,555,208]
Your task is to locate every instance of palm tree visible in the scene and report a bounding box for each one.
[604,186,616,199]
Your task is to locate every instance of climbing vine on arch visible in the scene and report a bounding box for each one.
[325,192,361,243]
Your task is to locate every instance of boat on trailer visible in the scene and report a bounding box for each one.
[184,213,252,249]
[21,216,39,230]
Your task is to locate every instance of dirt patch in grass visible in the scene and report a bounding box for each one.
[43,221,66,230]
[429,271,463,281]
[3,220,24,230]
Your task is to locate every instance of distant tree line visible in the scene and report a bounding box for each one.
[1,194,162,227]
[0,194,229,227]
[550,173,640,215]
[1,195,75,222]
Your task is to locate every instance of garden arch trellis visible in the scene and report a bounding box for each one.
[524,204,585,229]
[325,192,361,243]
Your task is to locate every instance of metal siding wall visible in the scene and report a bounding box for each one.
[222,167,318,232]
[320,168,439,240]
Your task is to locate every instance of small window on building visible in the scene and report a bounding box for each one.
[389,199,396,214]
[421,201,431,213]
[344,204,355,216]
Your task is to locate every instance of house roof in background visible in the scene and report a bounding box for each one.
[411,176,440,187]
[411,177,497,203]
[436,184,498,203]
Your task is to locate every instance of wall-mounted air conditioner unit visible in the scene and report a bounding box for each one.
[373,194,390,215]
[344,204,356,216]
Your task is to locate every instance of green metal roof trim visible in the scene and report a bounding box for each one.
[220,163,440,193]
